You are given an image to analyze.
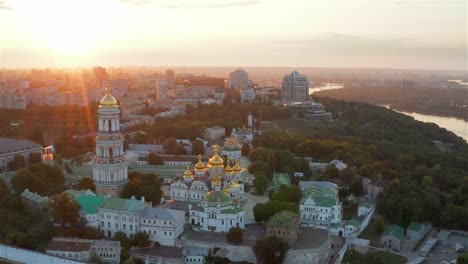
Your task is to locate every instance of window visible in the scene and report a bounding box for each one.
[123,224,126,230]
[115,223,118,229]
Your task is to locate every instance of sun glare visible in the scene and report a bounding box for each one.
[21,0,112,54]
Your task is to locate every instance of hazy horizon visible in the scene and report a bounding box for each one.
[1,0,466,71]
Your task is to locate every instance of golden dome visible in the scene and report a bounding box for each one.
[209,144,224,166]
[99,85,118,106]
[232,159,242,172]
[195,154,206,170]
[229,180,240,188]
[183,164,192,178]
[225,158,232,172]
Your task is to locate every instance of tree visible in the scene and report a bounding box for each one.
[114,231,132,249]
[89,252,103,264]
[253,201,299,222]
[48,193,80,228]
[162,138,177,154]
[349,175,363,196]
[191,140,205,155]
[78,177,96,192]
[227,227,243,243]
[8,155,25,171]
[271,185,301,204]
[253,172,268,195]
[249,161,272,179]
[324,164,340,179]
[175,144,187,155]
[241,143,251,157]
[458,253,468,264]
[133,232,151,248]
[29,153,42,164]
[374,216,385,235]
[11,163,65,195]
[147,153,163,165]
[122,172,162,205]
[253,236,289,264]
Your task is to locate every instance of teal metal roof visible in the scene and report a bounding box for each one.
[346,219,360,227]
[273,173,291,190]
[99,197,146,213]
[76,195,105,214]
[383,224,404,240]
[407,222,423,232]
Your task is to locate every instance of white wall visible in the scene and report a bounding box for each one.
[0,244,85,264]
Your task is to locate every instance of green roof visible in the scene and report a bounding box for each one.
[64,189,94,198]
[346,219,360,227]
[273,173,291,190]
[407,222,423,232]
[221,207,244,214]
[383,224,404,240]
[99,197,146,213]
[359,201,374,208]
[205,191,232,204]
[301,185,338,206]
[76,195,105,214]
[268,210,300,230]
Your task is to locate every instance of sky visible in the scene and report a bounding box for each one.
[0,0,466,70]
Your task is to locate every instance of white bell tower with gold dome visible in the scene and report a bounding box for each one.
[92,85,128,197]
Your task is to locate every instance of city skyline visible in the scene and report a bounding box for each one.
[0,0,466,70]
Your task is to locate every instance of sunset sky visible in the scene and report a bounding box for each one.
[0,0,466,70]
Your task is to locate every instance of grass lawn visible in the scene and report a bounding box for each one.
[343,250,407,264]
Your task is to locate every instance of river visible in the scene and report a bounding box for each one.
[388,108,468,142]
[309,85,468,141]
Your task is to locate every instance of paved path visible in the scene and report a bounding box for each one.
[243,192,269,224]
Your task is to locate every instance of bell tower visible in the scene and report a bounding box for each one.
[91,85,128,197]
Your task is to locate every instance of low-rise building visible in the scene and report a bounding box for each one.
[406,222,432,241]
[357,201,374,217]
[21,189,49,210]
[46,237,120,264]
[266,211,301,244]
[189,190,245,232]
[0,137,43,173]
[299,181,342,229]
[75,195,105,228]
[380,224,404,252]
[204,127,225,141]
[140,207,186,246]
[98,197,148,239]
[90,240,121,264]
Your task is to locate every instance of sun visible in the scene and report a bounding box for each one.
[22,0,110,54]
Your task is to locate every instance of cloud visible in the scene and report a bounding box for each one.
[118,0,151,5]
[0,0,12,10]
[119,0,260,9]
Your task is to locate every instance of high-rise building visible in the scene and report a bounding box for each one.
[228,68,249,89]
[281,71,309,102]
[92,85,128,197]
[166,69,175,87]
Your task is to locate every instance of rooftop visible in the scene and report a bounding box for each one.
[47,240,91,252]
[273,173,291,190]
[99,197,146,213]
[383,224,404,240]
[0,137,42,155]
[75,195,105,215]
[407,222,424,232]
[130,246,182,259]
[140,207,185,221]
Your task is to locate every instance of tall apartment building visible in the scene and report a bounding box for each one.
[281,71,309,102]
[228,68,249,89]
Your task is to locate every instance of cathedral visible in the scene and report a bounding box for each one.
[91,85,128,197]
[169,144,245,203]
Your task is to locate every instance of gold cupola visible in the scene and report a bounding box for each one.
[99,85,118,106]
[232,159,242,172]
[195,154,206,170]
[183,164,192,178]
[208,144,224,166]
[225,157,232,172]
